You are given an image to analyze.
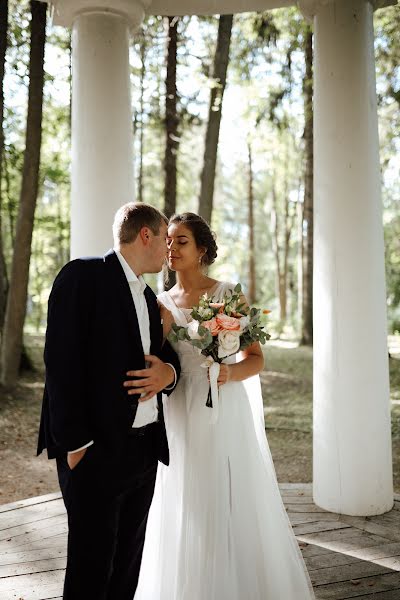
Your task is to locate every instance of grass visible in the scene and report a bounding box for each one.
[262,341,400,492]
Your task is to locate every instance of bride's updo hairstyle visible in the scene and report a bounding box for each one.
[169,212,218,267]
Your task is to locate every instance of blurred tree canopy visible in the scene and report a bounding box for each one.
[0,2,399,359]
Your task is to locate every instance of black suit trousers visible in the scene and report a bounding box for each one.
[56,423,160,600]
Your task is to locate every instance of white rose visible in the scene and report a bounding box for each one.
[187,320,201,340]
[218,329,241,359]
[239,315,250,331]
[198,306,213,320]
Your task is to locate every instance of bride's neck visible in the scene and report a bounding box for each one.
[176,270,210,292]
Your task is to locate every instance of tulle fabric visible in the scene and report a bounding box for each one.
[134,283,315,600]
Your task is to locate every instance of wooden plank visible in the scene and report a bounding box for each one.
[309,562,393,587]
[279,483,312,491]
[305,551,363,571]
[289,514,341,526]
[306,550,400,573]
[0,524,68,553]
[0,556,67,578]
[300,540,400,564]
[0,569,64,593]
[297,528,389,545]
[283,496,318,504]
[340,516,400,543]
[313,572,400,599]
[293,521,353,536]
[348,542,400,562]
[0,513,67,543]
[347,592,400,600]
[299,543,335,558]
[0,493,62,515]
[0,582,63,600]
[0,547,67,566]
[0,534,68,555]
[285,503,333,513]
[281,490,313,498]
[0,501,65,532]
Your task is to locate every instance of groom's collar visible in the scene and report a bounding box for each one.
[113,248,146,292]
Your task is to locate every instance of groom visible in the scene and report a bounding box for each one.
[37,202,180,600]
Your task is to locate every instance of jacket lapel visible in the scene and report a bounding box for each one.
[103,249,145,359]
[144,285,162,355]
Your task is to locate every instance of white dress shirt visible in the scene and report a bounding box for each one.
[69,250,176,453]
[116,250,159,428]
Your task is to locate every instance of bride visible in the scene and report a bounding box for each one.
[134,212,315,600]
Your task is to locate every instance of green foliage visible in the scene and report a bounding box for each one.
[1,5,399,338]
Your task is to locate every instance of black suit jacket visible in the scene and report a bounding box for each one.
[37,250,180,465]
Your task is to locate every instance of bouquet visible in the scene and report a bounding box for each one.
[168,283,270,416]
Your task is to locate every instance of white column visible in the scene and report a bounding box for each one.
[307,0,393,515]
[49,1,146,257]
[70,12,134,258]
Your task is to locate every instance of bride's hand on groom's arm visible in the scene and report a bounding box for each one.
[124,355,175,402]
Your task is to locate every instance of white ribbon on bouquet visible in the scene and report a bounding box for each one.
[201,356,220,425]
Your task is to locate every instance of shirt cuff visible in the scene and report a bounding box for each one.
[164,363,177,391]
[68,440,94,454]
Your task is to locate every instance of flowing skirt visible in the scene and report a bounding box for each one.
[134,368,315,600]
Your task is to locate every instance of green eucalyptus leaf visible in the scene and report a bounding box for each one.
[191,339,203,349]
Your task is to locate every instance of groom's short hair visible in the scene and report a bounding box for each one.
[113,202,168,245]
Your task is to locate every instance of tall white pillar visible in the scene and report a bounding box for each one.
[300,0,394,515]
[50,1,146,257]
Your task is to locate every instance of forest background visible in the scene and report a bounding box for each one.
[0,0,399,502]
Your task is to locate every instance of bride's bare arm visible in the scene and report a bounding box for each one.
[218,342,264,386]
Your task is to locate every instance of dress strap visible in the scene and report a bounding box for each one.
[157,291,189,326]
[157,290,173,309]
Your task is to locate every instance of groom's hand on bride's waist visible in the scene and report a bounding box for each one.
[124,355,175,402]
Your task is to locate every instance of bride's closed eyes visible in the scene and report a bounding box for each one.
[167,238,189,247]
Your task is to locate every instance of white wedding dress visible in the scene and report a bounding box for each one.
[134,282,315,600]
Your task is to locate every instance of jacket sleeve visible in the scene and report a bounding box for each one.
[44,260,94,452]
[159,340,180,396]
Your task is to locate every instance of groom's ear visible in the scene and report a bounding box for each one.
[139,227,151,245]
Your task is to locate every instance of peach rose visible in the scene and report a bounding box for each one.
[202,317,221,336]
[216,313,241,331]
[209,302,225,313]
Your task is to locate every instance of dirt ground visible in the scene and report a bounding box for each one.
[0,336,399,505]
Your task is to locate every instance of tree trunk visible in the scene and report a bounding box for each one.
[163,16,179,290]
[164,16,179,220]
[247,141,256,304]
[1,0,46,387]
[198,14,233,225]
[0,0,9,333]
[300,26,313,346]
[271,158,296,328]
[271,182,284,323]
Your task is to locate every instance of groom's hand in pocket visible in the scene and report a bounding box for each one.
[124,355,175,402]
[67,448,87,470]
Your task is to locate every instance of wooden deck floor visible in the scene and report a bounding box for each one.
[0,483,399,600]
